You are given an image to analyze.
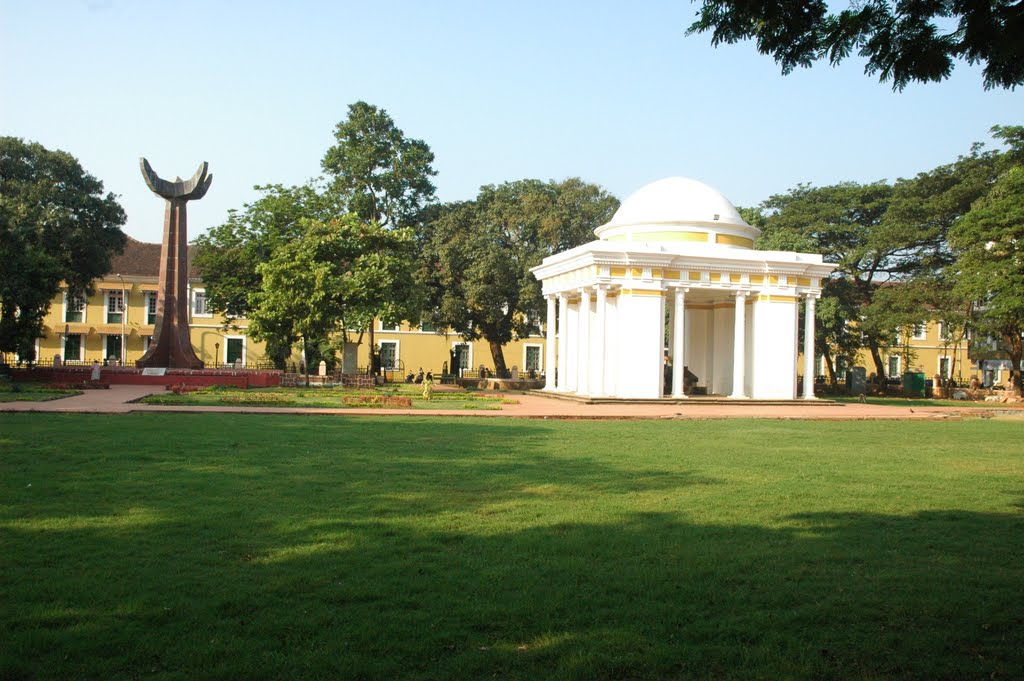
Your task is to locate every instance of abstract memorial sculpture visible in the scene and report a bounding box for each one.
[135,158,212,369]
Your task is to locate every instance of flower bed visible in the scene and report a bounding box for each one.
[342,395,413,408]
[217,393,294,405]
[48,381,109,390]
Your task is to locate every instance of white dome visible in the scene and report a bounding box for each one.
[595,177,759,248]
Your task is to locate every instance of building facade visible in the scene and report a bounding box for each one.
[16,235,996,390]
[21,237,544,377]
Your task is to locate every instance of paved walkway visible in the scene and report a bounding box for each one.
[4,385,1023,420]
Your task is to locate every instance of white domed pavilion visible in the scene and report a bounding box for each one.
[531,177,836,400]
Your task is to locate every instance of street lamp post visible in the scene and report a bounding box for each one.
[116,273,126,366]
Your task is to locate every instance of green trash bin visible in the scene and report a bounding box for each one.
[902,371,926,398]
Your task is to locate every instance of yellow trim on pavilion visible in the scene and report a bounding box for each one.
[758,295,799,303]
[664,270,680,280]
[710,273,721,282]
[606,231,709,242]
[715,234,754,248]
[796,277,811,287]
[610,267,626,277]
[749,275,764,285]
[620,289,663,297]
[729,273,741,283]
[630,267,642,277]
[651,269,663,278]
[688,271,702,281]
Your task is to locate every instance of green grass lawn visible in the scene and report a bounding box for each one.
[832,395,1024,408]
[0,382,80,402]
[139,385,512,410]
[2,415,1022,680]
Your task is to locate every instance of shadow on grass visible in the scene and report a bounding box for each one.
[1,415,1022,680]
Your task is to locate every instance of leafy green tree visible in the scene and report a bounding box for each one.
[192,181,345,367]
[757,182,904,379]
[248,217,417,379]
[0,137,125,361]
[419,178,619,377]
[321,101,437,230]
[757,127,1014,384]
[321,101,438,365]
[950,165,1024,393]
[687,1,1024,90]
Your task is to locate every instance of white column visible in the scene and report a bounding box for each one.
[803,294,817,399]
[672,287,687,398]
[556,293,568,391]
[577,288,591,395]
[730,292,748,399]
[544,295,557,391]
[593,286,607,396]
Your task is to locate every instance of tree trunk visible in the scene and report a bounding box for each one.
[368,325,376,374]
[868,341,887,380]
[822,345,837,386]
[302,335,309,388]
[488,339,508,378]
[1003,327,1023,396]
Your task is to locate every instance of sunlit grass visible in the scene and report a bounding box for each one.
[1,414,1022,680]
[139,385,509,410]
[0,381,80,402]
[832,394,1023,408]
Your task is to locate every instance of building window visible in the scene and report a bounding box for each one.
[912,323,927,341]
[525,345,541,372]
[146,292,158,325]
[939,357,951,378]
[419,319,436,333]
[379,340,398,369]
[192,289,210,317]
[225,337,245,366]
[526,311,542,336]
[888,355,901,377]
[65,292,85,323]
[452,342,470,373]
[64,334,83,362]
[105,291,124,324]
[380,321,400,332]
[105,335,122,363]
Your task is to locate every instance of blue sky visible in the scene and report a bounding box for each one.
[2,0,1020,243]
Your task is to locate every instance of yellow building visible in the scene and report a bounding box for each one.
[368,321,545,381]
[27,237,546,378]
[24,237,983,388]
[833,321,975,387]
[28,238,263,369]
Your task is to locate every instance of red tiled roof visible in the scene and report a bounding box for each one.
[108,236,198,278]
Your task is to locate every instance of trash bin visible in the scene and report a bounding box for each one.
[902,371,926,398]
[846,367,867,396]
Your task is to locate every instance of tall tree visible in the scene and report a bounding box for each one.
[321,101,438,363]
[0,137,126,361]
[248,217,417,378]
[757,182,903,379]
[687,1,1024,90]
[949,165,1024,393]
[321,101,437,230]
[419,178,619,376]
[192,181,345,367]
